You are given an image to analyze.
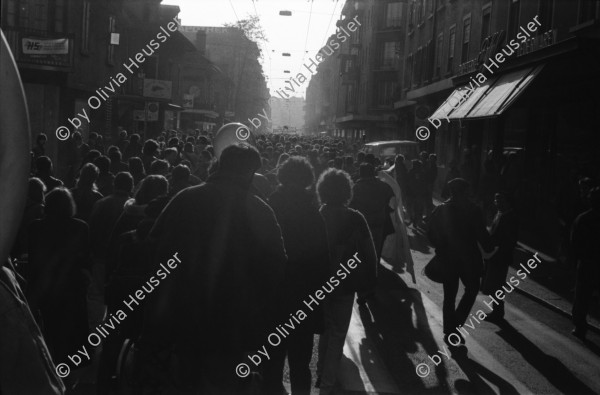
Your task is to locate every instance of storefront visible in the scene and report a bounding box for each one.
[430,34,600,254]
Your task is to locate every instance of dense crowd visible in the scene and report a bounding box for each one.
[13,127,438,394]
[6,125,599,395]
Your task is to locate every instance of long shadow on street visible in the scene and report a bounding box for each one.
[359,265,451,394]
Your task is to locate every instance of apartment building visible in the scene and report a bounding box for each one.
[305,0,405,141]
[399,0,600,252]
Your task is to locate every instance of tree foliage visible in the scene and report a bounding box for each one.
[224,14,268,43]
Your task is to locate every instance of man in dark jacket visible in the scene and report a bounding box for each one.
[428,178,493,346]
[265,156,329,395]
[350,163,394,261]
[139,143,287,393]
[88,172,133,336]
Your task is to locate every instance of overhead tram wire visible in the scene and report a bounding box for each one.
[321,0,341,53]
[228,0,240,22]
[251,0,273,97]
[295,0,314,80]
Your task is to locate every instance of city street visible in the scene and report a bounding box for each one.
[288,228,600,395]
[3,0,600,394]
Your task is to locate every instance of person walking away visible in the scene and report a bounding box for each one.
[35,156,63,192]
[379,167,414,277]
[350,163,394,261]
[106,175,168,280]
[71,163,103,223]
[407,160,427,228]
[94,155,115,197]
[264,156,330,395]
[32,133,47,159]
[427,178,493,347]
[316,169,377,394]
[96,193,170,395]
[571,187,600,340]
[424,154,438,217]
[481,192,519,322]
[391,154,408,209]
[138,143,286,394]
[88,172,134,342]
[26,187,90,388]
[11,178,46,260]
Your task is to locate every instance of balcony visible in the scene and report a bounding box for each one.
[374,58,400,72]
[378,18,403,32]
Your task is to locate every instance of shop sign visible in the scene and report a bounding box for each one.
[182,94,194,108]
[22,38,69,55]
[143,79,172,99]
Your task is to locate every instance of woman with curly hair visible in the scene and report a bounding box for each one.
[316,168,377,395]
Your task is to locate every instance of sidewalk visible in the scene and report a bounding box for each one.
[510,242,600,335]
[430,196,600,335]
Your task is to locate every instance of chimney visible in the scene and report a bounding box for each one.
[195,30,206,55]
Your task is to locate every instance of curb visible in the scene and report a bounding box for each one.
[513,286,600,336]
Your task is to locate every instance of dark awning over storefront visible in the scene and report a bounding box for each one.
[431,65,544,120]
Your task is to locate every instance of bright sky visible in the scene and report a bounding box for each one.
[162,0,345,98]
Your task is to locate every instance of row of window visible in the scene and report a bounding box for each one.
[405,0,597,89]
[346,79,398,109]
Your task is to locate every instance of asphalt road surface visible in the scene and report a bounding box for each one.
[284,227,600,395]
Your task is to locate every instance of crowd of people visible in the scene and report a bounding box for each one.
[6,124,599,394]
[12,126,430,394]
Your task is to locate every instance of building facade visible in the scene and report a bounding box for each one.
[179,25,270,132]
[305,0,405,141]
[399,0,600,253]
[1,0,229,179]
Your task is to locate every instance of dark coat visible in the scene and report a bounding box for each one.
[26,216,90,362]
[407,168,427,200]
[428,198,492,277]
[269,185,329,333]
[71,187,103,223]
[319,205,378,292]
[143,172,286,357]
[106,198,150,279]
[571,208,600,264]
[350,177,394,229]
[89,191,129,259]
[105,196,170,338]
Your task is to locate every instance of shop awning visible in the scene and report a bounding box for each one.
[429,87,471,120]
[431,64,544,120]
[448,77,497,119]
[180,109,219,118]
[467,65,544,119]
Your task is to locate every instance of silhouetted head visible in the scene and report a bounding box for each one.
[219,143,262,180]
[35,156,53,175]
[114,172,134,195]
[448,178,470,199]
[317,168,353,206]
[45,187,75,219]
[277,156,315,189]
[134,175,168,205]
